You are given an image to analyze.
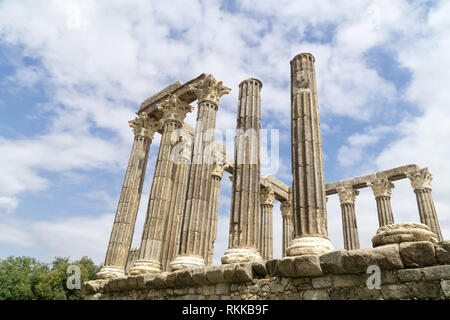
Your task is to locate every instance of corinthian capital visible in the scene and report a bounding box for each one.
[211,143,226,178]
[260,186,275,206]
[368,177,395,198]
[336,185,359,205]
[158,93,194,124]
[189,74,231,105]
[406,167,433,191]
[128,112,162,139]
[280,200,292,217]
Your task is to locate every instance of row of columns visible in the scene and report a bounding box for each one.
[97,75,230,279]
[334,169,443,251]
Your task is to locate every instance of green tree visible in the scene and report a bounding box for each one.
[0,256,49,300]
[0,256,101,300]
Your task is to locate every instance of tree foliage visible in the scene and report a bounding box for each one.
[0,256,101,300]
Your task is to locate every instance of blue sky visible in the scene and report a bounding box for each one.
[0,0,449,265]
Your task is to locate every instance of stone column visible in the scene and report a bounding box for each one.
[406,168,443,241]
[170,74,230,270]
[280,199,293,257]
[222,78,263,264]
[97,113,161,279]
[160,132,192,271]
[260,186,275,261]
[204,146,226,266]
[336,185,360,250]
[368,177,395,227]
[287,53,333,256]
[130,94,193,275]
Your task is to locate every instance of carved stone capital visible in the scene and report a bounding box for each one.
[189,74,231,105]
[157,93,194,124]
[211,144,226,178]
[129,112,162,139]
[336,185,359,205]
[280,200,292,217]
[406,167,433,191]
[368,177,395,198]
[260,186,275,206]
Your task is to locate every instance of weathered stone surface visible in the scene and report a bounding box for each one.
[152,273,169,288]
[399,241,437,268]
[143,274,157,288]
[206,266,225,283]
[222,264,237,282]
[302,289,330,300]
[82,280,108,294]
[397,269,422,283]
[329,288,351,300]
[294,255,323,277]
[252,261,267,277]
[203,285,215,296]
[351,287,381,300]
[311,276,332,289]
[216,283,230,295]
[278,257,296,277]
[343,244,403,273]
[126,276,139,289]
[372,223,438,247]
[266,259,279,277]
[165,271,179,287]
[235,263,253,282]
[381,284,411,299]
[270,283,284,293]
[422,265,450,280]
[410,281,441,299]
[435,241,450,265]
[332,274,360,288]
[320,250,346,274]
[191,267,209,285]
[441,280,450,298]
[176,269,196,286]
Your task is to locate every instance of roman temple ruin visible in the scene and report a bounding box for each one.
[84,53,450,300]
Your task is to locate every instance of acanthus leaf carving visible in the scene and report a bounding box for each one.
[406,167,433,191]
[189,74,231,105]
[128,112,162,139]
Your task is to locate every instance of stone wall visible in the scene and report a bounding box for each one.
[83,240,450,300]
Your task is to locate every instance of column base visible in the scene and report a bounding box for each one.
[221,248,263,264]
[96,266,126,280]
[372,222,438,247]
[286,236,334,256]
[169,255,205,271]
[129,260,161,275]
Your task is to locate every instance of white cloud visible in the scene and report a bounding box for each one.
[0,0,449,264]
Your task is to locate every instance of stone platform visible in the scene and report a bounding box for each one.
[83,240,450,300]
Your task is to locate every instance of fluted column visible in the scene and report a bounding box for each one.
[222,78,263,264]
[336,185,360,250]
[260,186,275,261]
[161,132,192,271]
[130,94,193,275]
[280,199,293,257]
[170,74,230,270]
[368,177,395,227]
[97,113,161,279]
[204,146,226,266]
[407,168,443,241]
[287,53,333,256]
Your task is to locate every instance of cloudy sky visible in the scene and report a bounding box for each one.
[0,0,449,266]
